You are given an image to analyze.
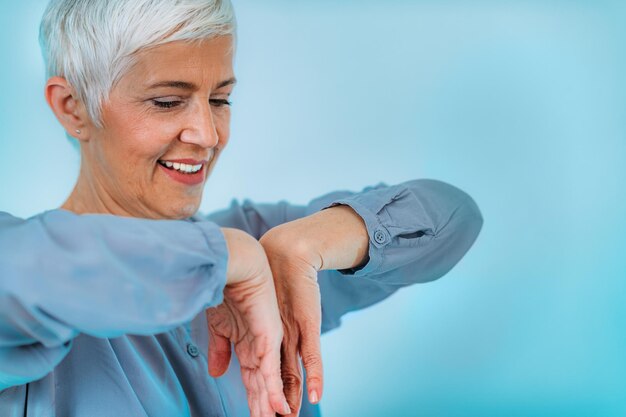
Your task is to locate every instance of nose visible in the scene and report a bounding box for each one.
[179,101,219,148]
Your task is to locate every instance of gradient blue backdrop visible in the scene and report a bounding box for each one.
[1,1,625,416]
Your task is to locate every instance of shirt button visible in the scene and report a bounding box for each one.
[374,229,387,244]
[186,343,200,358]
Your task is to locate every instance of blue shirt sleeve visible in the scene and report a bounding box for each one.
[0,209,228,388]
[203,178,483,333]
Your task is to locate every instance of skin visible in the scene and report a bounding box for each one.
[45,36,290,417]
[259,204,369,416]
[50,36,235,219]
[45,33,370,417]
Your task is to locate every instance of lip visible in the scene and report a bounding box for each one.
[159,158,210,165]
[158,160,207,186]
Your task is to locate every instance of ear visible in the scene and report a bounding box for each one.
[44,76,94,141]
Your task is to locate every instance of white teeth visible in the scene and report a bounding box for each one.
[159,160,204,174]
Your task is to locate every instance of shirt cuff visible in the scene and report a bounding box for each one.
[319,184,433,277]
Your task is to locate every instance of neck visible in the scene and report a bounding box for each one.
[61,164,137,218]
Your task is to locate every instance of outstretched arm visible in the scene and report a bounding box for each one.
[303,178,484,329]
[204,178,484,416]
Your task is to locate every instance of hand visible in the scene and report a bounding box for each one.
[259,231,323,417]
[258,204,369,416]
[206,228,291,417]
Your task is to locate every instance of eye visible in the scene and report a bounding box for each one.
[152,99,183,109]
[210,98,232,107]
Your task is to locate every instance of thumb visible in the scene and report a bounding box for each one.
[208,329,232,377]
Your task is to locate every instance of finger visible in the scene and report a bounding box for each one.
[251,370,264,417]
[260,349,291,415]
[300,322,323,405]
[256,369,275,417]
[242,368,261,417]
[207,330,232,377]
[281,339,304,417]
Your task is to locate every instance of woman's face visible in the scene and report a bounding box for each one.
[81,35,235,219]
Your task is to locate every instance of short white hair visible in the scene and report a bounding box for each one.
[39,0,236,130]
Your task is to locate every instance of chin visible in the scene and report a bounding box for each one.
[160,201,201,220]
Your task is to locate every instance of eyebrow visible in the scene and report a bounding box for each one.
[147,77,237,91]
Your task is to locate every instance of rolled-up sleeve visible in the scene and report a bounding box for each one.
[287,178,483,333]
[202,178,482,417]
[312,179,483,283]
[0,209,228,388]
[204,178,483,334]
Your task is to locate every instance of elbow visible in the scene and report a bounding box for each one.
[421,187,484,282]
[438,194,484,275]
[461,193,484,246]
[413,178,484,246]
[423,178,483,240]
[420,205,482,283]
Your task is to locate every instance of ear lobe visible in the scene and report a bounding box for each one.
[44,76,91,140]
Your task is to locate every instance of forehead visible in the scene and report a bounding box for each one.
[125,36,235,90]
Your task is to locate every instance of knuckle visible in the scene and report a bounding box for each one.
[307,374,323,385]
[281,371,302,390]
[301,352,322,369]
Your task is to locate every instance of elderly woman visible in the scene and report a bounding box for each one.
[0,0,483,416]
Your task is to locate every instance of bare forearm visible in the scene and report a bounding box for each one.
[311,204,369,271]
[261,204,369,272]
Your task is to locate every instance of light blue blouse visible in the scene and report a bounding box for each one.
[0,179,483,417]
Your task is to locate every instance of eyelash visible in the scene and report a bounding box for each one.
[152,99,232,109]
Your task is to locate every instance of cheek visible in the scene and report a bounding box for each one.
[134,128,173,159]
[110,113,178,161]
[95,131,171,192]
[111,128,170,170]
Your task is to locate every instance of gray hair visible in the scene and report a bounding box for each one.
[39,0,236,131]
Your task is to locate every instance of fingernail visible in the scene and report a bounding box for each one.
[309,390,318,404]
[282,400,292,415]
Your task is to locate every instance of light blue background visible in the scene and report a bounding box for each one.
[1,1,625,416]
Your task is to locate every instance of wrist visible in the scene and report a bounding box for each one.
[270,204,368,272]
[222,227,265,286]
[317,204,369,271]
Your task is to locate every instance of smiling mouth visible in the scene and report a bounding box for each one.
[157,160,204,174]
